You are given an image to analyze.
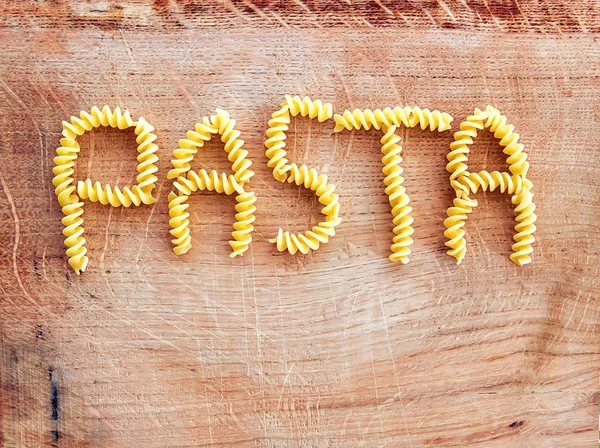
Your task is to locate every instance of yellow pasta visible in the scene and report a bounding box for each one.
[172,170,243,196]
[268,164,342,254]
[270,219,340,255]
[230,191,257,258]
[62,105,159,206]
[333,106,454,133]
[52,106,159,273]
[264,95,333,182]
[169,174,256,258]
[443,195,478,264]
[444,107,537,266]
[169,116,216,180]
[264,104,291,182]
[283,95,333,122]
[446,107,487,195]
[380,125,414,264]
[167,111,256,257]
[456,171,533,196]
[485,106,529,177]
[211,109,254,184]
[455,170,537,266]
[53,137,88,273]
[264,96,342,255]
[168,192,192,256]
[511,188,537,266]
[332,105,453,263]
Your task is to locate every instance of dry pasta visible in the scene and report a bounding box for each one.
[53,137,87,273]
[264,105,291,182]
[167,110,256,257]
[168,116,216,180]
[62,105,159,206]
[230,191,257,257]
[167,192,192,256]
[264,95,333,181]
[443,195,478,264]
[212,109,254,184]
[172,170,243,196]
[334,106,453,133]
[333,105,453,263]
[456,171,533,196]
[52,106,159,273]
[444,106,537,266]
[380,125,414,263]
[264,95,342,255]
[269,164,342,254]
[510,188,536,266]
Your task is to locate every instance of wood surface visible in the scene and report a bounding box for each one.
[0,1,599,447]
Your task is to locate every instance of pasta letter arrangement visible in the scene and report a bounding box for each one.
[444,106,537,266]
[52,106,159,274]
[52,100,537,273]
[167,109,256,258]
[265,96,341,254]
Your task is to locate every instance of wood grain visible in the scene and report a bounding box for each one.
[0,1,599,447]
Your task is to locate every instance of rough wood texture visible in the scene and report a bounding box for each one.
[0,1,599,447]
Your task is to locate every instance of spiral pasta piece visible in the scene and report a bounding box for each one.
[380,126,414,264]
[210,109,254,184]
[270,217,341,255]
[264,96,342,255]
[77,179,141,207]
[333,106,453,133]
[173,170,243,196]
[169,117,217,179]
[511,189,536,266]
[264,105,291,182]
[230,191,257,257]
[444,106,536,265]
[456,170,533,196]
[285,164,340,218]
[61,105,134,138]
[61,199,88,273]
[53,106,159,273]
[168,192,192,256]
[283,95,333,122]
[443,195,478,264]
[168,112,255,257]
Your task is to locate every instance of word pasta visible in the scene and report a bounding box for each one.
[52,97,537,274]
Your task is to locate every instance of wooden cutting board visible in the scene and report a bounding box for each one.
[0,2,598,447]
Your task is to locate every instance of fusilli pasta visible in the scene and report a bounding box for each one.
[380,125,414,263]
[443,195,478,265]
[264,105,291,182]
[168,192,192,256]
[169,116,216,180]
[333,106,453,133]
[173,170,243,196]
[230,191,257,258]
[264,96,342,255]
[167,110,256,257]
[53,106,159,273]
[333,105,453,263]
[511,188,536,266]
[444,107,537,266]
